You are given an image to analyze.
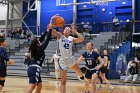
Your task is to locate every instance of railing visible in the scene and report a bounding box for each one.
[99,31,131,55]
[6,45,11,56]
[135,21,140,33]
[42,58,54,74]
[15,39,20,50]
[0,26,39,39]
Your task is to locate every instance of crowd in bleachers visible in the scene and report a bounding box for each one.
[0,28,33,39]
[7,28,32,39]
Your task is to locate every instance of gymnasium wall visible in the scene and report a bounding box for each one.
[77,0,132,23]
[135,0,140,33]
[23,0,37,34]
[136,0,140,20]
[0,2,22,28]
[77,0,132,33]
[23,0,133,34]
[40,0,73,32]
[109,39,132,79]
[39,0,132,34]
[0,4,7,21]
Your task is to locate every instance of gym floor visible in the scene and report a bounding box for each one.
[1,76,140,93]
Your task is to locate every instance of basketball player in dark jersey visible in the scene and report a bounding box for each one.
[25,28,52,93]
[96,49,113,92]
[77,42,104,93]
[0,36,14,92]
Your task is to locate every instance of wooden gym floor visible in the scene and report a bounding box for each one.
[1,76,140,93]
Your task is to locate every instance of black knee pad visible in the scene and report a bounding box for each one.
[0,80,5,86]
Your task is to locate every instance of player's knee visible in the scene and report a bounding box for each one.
[0,80,5,86]
[61,80,66,85]
[91,81,96,85]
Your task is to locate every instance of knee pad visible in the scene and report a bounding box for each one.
[0,80,5,86]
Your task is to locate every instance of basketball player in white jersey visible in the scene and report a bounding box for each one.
[51,50,60,85]
[48,21,87,93]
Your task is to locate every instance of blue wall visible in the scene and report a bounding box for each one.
[23,0,133,34]
[136,0,140,20]
[109,40,132,79]
[77,0,132,33]
[77,0,132,23]
[40,0,73,33]
[135,0,140,33]
[23,0,37,34]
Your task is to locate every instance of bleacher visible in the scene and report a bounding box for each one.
[7,32,119,79]
[6,31,140,81]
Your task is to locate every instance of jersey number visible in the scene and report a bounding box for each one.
[87,60,92,65]
[64,43,69,49]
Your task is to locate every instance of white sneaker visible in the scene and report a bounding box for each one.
[84,91,90,93]
[109,86,114,92]
[97,85,102,90]
[55,81,59,86]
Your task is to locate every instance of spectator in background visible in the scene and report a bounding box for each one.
[0,36,15,92]
[95,49,113,92]
[21,30,25,39]
[113,16,119,32]
[123,58,139,84]
[0,32,5,38]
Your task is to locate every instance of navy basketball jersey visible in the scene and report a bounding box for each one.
[82,51,99,69]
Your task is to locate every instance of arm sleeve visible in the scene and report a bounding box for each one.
[0,48,9,62]
[39,31,47,43]
[108,55,110,61]
[95,52,99,60]
[82,52,86,58]
[41,29,52,50]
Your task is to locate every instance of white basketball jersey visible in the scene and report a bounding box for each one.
[58,35,74,59]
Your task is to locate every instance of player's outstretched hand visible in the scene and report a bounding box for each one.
[47,23,54,32]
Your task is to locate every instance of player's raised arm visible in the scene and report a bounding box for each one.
[47,23,62,40]
[71,23,84,43]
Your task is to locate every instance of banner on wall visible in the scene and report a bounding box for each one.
[116,53,127,75]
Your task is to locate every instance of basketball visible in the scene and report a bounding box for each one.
[52,15,65,27]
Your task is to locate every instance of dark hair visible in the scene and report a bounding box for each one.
[29,37,40,58]
[103,48,107,50]
[89,42,93,46]
[0,36,5,43]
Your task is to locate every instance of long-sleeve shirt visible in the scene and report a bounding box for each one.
[0,46,9,69]
[29,30,52,67]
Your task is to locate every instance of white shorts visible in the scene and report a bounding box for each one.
[58,56,76,70]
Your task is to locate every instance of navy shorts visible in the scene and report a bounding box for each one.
[0,69,7,77]
[27,66,42,84]
[100,66,107,73]
[85,69,99,79]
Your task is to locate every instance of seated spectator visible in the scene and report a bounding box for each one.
[123,59,139,84]
[113,16,119,31]
[0,32,5,38]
